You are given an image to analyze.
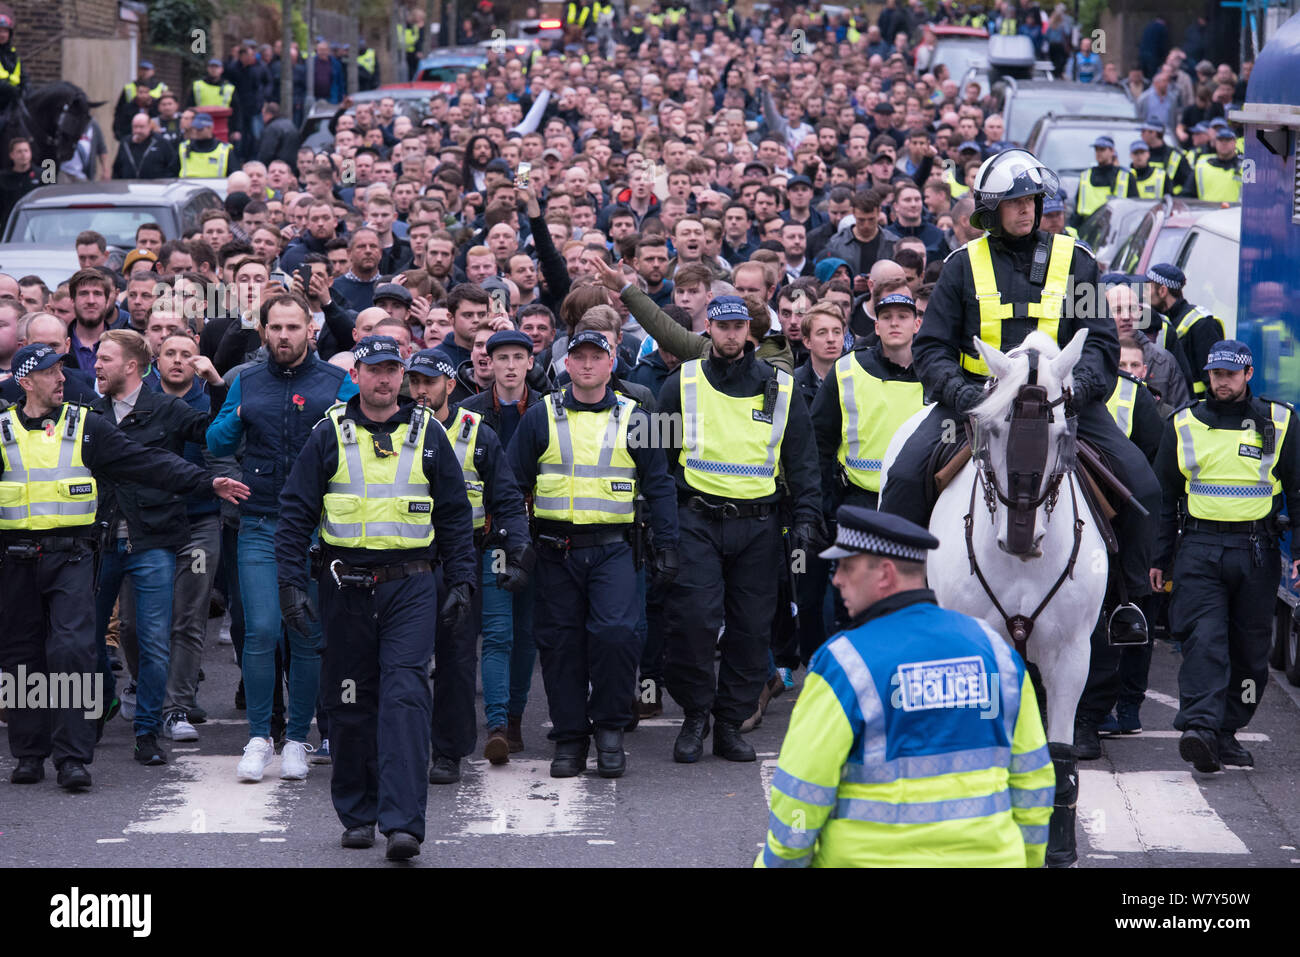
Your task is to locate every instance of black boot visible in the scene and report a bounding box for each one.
[550,738,589,778]
[10,757,43,784]
[341,824,375,849]
[1179,728,1221,772]
[1045,742,1078,868]
[713,719,756,762]
[56,760,92,791]
[1073,719,1102,760]
[594,728,626,778]
[427,756,461,784]
[673,712,709,763]
[1216,731,1254,767]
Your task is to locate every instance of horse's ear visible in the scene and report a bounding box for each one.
[973,336,1013,381]
[1049,328,1089,383]
[87,100,107,109]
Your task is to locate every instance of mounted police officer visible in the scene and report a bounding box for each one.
[0,7,24,115]
[274,336,477,861]
[2,344,248,790]
[880,149,1162,645]
[656,295,824,764]
[757,507,1055,868]
[1151,341,1300,772]
[506,330,679,779]
[1147,263,1225,400]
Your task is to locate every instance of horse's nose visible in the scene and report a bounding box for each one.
[996,537,1044,560]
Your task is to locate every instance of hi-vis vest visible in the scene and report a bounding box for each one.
[320,403,435,549]
[179,141,231,178]
[943,166,969,198]
[567,1,592,25]
[125,80,168,101]
[1130,166,1166,199]
[357,48,376,74]
[1176,305,1225,396]
[534,392,638,525]
[0,404,98,532]
[0,54,20,87]
[835,354,925,492]
[998,17,1018,35]
[679,359,793,499]
[192,78,235,108]
[1075,167,1128,218]
[445,408,485,530]
[404,25,419,53]
[960,233,1076,377]
[1194,154,1242,202]
[1259,320,1300,401]
[1154,147,1186,194]
[1106,374,1141,438]
[1174,402,1291,521]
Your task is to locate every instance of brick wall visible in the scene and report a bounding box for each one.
[13,0,129,88]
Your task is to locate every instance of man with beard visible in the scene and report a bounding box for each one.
[65,269,121,373]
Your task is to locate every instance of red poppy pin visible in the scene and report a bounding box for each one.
[292,393,306,410]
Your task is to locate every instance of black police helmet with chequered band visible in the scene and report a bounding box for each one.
[968,148,1060,235]
[820,505,940,562]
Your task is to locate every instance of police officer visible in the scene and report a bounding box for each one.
[656,295,823,764]
[1147,262,1225,399]
[757,507,1055,868]
[1138,120,1191,195]
[507,330,679,779]
[0,8,24,113]
[881,149,1161,644]
[274,336,477,860]
[1072,135,1128,227]
[405,344,532,781]
[1039,192,1077,238]
[1151,341,1300,772]
[190,57,236,111]
[811,292,925,515]
[1074,365,1166,758]
[179,113,232,178]
[1126,140,1170,198]
[2,343,247,790]
[1191,127,1244,202]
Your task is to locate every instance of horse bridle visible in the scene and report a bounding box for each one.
[964,355,1085,656]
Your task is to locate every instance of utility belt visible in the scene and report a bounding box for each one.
[1181,516,1282,538]
[534,525,630,554]
[682,494,776,519]
[326,557,433,589]
[1,535,96,560]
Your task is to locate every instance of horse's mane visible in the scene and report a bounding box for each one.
[971,330,1065,426]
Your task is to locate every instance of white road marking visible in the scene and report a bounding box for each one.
[760,758,779,807]
[1106,730,1268,741]
[96,838,128,844]
[259,837,286,843]
[587,839,616,845]
[1079,770,1248,855]
[1143,690,1179,710]
[452,759,616,837]
[125,755,300,834]
[1086,853,1118,859]
[171,747,200,752]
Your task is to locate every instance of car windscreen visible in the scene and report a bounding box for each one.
[1037,125,1143,172]
[417,63,482,82]
[931,39,988,79]
[1177,229,1237,328]
[10,206,171,248]
[1008,91,1135,145]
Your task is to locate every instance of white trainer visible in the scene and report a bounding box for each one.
[236,737,275,782]
[280,740,314,780]
[163,711,199,742]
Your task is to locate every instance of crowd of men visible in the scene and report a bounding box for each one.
[0,0,1276,864]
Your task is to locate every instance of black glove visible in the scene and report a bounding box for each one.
[279,584,317,637]
[954,383,987,414]
[497,543,536,594]
[439,582,474,632]
[789,518,828,560]
[649,546,679,589]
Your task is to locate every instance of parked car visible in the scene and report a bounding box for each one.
[298,84,445,145]
[3,181,224,249]
[1076,198,1159,273]
[0,244,80,289]
[1170,204,1241,330]
[415,48,491,84]
[1109,197,1231,281]
[917,25,989,79]
[1002,81,1136,147]
[1025,113,1177,209]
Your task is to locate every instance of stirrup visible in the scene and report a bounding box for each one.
[1108,602,1149,646]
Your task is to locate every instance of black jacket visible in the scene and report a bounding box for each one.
[92,386,214,551]
[1163,296,1225,397]
[916,230,1112,412]
[433,403,530,550]
[257,115,301,168]
[113,134,179,180]
[1,401,212,541]
[505,385,679,546]
[459,385,543,450]
[1119,372,1166,464]
[274,395,478,590]
[1152,390,1300,568]
[657,343,822,523]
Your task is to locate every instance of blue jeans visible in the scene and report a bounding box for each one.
[238,515,321,742]
[478,550,516,730]
[95,543,177,737]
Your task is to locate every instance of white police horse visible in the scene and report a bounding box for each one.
[881,329,1106,867]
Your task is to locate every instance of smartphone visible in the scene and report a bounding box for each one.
[515,161,532,190]
[296,265,313,293]
[490,287,509,315]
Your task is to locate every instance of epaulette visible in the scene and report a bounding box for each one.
[1259,396,1297,415]
[1071,238,1095,258]
[1170,398,1199,415]
[1117,369,1144,386]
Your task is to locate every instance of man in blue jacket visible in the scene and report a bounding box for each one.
[206,291,357,784]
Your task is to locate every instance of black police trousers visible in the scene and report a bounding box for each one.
[318,568,438,841]
[1170,533,1277,734]
[431,564,478,761]
[666,505,784,724]
[534,540,640,743]
[0,546,99,767]
[878,399,1161,598]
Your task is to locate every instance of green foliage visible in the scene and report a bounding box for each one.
[1078,0,1107,36]
[146,0,218,51]
[292,5,309,51]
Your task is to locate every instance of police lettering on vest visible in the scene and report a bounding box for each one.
[534,391,639,524]
[0,404,97,531]
[1174,401,1291,521]
[446,408,485,530]
[320,403,436,549]
[960,233,1075,376]
[679,358,793,499]
[835,354,926,492]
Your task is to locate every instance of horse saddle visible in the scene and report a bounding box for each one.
[927,427,1124,555]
